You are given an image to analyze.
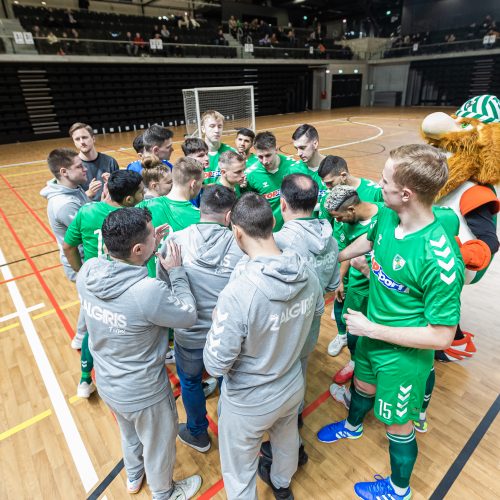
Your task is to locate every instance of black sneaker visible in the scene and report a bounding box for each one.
[257,457,294,500]
[298,413,304,429]
[177,423,211,452]
[259,440,308,467]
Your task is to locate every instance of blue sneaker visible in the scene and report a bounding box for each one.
[317,419,363,443]
[354,475,411,500]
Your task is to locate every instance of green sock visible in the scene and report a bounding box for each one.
[80,333,93,384]
[346,387,374,428]
[333,299,346,335]
[421,367,435,413]
[387,429,418,489]
[347,332,358,358]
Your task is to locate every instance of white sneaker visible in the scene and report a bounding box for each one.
[161,474,202,499]
[327,334,347,356]
[165,349,176,365]
[202,377,217,398]
[330,383,351,410]
[77,381,96,398]
[71,334,84,350]
[127,472,145,494]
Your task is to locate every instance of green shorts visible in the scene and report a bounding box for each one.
[354,337,433,425]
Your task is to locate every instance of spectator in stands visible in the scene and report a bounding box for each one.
[64,9,78,29]
[151,25,161,38]
[161,24,170,41]
[150,33,164,56]
[444,33,456,43]
[215,28,227,46]
[133,32,145,54]
[172,34,184,56]
[481,15,496,35]
[228,15,238,38]
[47,31,62,55]
[259,33,271,47]
[31,25,45,54]
[286,29,296,47]
[125,31,138,56]
[270,33,279,47]
[69,122,120,201]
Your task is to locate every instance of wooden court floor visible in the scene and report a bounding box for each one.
[0,107,498,500]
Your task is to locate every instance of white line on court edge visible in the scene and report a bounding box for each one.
[318,120,384,151]
[0,302,45,323]
[0,247,99,492]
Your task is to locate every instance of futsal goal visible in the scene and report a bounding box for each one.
[182,85,255,138]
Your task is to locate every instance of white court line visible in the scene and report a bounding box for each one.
[0,302,44,323]
[318,120,384,151]
[0,247,99,493]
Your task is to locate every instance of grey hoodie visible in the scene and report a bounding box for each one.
[77,257,197,412]
[274,218,340,292]
[203,249,324,415]
[157,223,243,349]
[40,179,88,281]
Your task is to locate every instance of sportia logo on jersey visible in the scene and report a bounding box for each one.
[204,169,221,179]
[371,257,409,293]
[263,189,280,200]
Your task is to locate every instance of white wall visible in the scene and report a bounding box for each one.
[367,62,410,106]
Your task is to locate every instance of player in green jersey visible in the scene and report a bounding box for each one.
[317,155,385,357]
[323,186,384,409]
[63,170,146,399]
[244,131,313,231]
[138,157,202,278]
[201,110,235,185]
[292,124,327,212]
[215,150,246,197]
[234,127,256,164]
[318,144,465,500]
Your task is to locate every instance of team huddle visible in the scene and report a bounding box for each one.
[42,111,468,500]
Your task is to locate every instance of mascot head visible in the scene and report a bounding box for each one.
[421,95,500,200]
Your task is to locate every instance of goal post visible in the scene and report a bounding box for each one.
[182,85,255,138]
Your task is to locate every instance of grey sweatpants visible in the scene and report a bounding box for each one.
[299,315,321,413]
[107,391,179,500]
[218,387,303,500]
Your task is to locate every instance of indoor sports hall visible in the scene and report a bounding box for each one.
[0,1,499,499]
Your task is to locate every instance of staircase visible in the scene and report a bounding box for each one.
[17,69,61,136]
[469,58,494,95]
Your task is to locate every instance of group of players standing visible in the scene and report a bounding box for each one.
[41,111,465,500]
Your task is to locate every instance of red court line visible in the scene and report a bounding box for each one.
[0,208,74,339]
[197,479,224,500]
[166,366,180,386]
[0,175,55,241]
[7,206,46,217]
[325,296,334,306]
[207,414,218,436]
[26,240,55,250]
[0,263,62,286]
[302,389,331,418]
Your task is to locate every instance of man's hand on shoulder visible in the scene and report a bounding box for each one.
[157,241,181,272]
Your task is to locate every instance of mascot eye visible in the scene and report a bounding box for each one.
[461,122,471,129]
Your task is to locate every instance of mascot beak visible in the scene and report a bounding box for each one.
[421,112,462,139]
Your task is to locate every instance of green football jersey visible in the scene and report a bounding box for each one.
[204,143,235,185]
[337,202,384,296]
[244,154,312,231]
[366,206,464,328]
[215,177,241,198]
[64,202,120,261]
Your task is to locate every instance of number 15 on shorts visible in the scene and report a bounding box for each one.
[378,399,392,420]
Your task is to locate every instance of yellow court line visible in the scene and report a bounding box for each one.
[0,299,80,334]
[0,393,84,442]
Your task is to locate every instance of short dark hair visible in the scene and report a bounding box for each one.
[132,134,144,154]
[107,170,143,204]
[200,185,236,216]
[318,155,348,178]
[281,174,318,212]
[230,192,274,239]
[181,137,208,156]
[292,124,319,142]
[236,128,255,141]
[254,131,276,151]
[47,148,78,179]
[102,207,152,259]
[142,124,174,152]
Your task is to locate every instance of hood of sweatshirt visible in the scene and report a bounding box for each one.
[80,257,148,300]
[280,218,332,256]
[40,178,87,201]
[179,223,239,269]
[244,248,309,302]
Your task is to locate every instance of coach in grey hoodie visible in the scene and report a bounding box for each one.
[275,174,340,409]
[204,193,324,500]
[40,148,90,350]
[77,207,201,499]
[157,185,243,453]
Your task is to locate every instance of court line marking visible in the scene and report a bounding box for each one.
[0,246,98,492]
[0,264,62,287]
[0,116,382,169]
[0,302,44,323]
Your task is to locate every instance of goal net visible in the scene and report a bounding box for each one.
[182,85,255,138]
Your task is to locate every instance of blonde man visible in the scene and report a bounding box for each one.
[216,150,246,197]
